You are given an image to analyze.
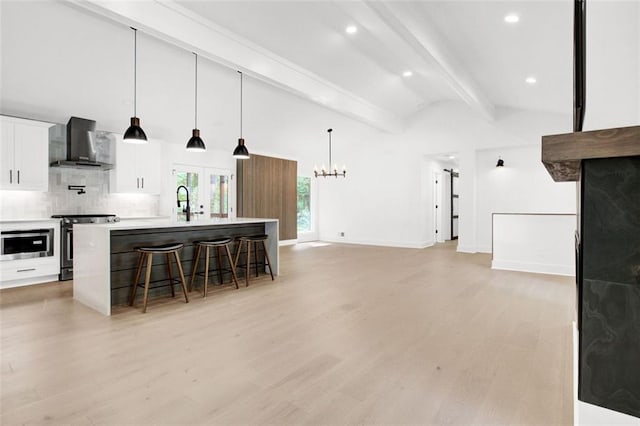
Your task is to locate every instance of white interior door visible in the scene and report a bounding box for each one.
[434,172,443,243]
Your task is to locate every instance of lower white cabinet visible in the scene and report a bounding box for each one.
[0,220,61,289]
[110,139,161,194]
[0,115,52,191]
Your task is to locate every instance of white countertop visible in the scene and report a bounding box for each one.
[75,217,278,231]
[0,218,61,224]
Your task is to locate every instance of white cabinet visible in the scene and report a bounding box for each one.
[0,220,61,289]
[0,116,51,191]
[110,139,161,194]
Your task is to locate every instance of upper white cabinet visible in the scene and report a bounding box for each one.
[110,139,161,194]
[0,116,51,191]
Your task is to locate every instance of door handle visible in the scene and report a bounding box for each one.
[9,169,12,184]
[137,177,139,189]
[17,268,36,273]
[17,170,20,184]
[141,177,144,189]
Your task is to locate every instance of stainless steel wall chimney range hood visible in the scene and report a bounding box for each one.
[50,117,114,170]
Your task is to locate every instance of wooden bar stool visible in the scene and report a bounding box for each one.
[129,242,189,313]
[234,234,274,287]
[189,238,239,297]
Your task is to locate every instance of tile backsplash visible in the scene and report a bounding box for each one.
[0,168,159,219]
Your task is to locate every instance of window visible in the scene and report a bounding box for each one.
[209,174,229,218]
[297,176,311,232]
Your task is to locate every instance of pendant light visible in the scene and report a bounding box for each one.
[314,129,346,178]
[186,53,206,152]
[123,27,148,143]
[232,71,250,159]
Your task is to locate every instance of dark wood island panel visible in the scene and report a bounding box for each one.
[109,223,265,305]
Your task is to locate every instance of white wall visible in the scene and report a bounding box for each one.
[475,144,576,253]
[492,214,576,276]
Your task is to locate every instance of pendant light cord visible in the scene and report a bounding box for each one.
[328,129,332,168]
[239,71,243,138]
[194,53,198,129]
[132,27,137,117]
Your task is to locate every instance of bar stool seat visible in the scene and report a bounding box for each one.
[234,234,274,286]
[190,237,239,297]
[129,242,189,313]
[137,242,185,252]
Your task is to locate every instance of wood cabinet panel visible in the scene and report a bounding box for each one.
[237,155,297,241]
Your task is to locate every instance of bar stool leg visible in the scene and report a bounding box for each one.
[224,244,240,289]
[204,246,210,297]
[166,253,175,297]
[189,244,202,292]
[254,241,260,277]
[234,239,242,270]
[173,251,189,303]
[262,240,275,280]
[129,252,145,306]
[142,253,153,313]
[216,246,224,285]
[245,241,251,287]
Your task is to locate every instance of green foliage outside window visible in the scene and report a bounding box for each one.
[297,177,311,232]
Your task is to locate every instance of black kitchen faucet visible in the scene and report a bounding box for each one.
[176,185,190,222]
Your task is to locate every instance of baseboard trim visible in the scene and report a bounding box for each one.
[492,259,574,276]
[320,238,434,249]
[279,239,297,246]
[456,245,477,253]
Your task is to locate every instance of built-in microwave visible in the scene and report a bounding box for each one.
[0,228,54,260]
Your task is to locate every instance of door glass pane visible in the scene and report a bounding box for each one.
[176,171,199,222]
[297,176,311,232]
[210,174,229,218]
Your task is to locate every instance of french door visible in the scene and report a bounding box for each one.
[172,164,233,221]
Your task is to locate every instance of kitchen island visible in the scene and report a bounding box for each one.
[73,218,278,315]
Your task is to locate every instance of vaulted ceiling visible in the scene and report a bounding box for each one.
[36,0,640,133]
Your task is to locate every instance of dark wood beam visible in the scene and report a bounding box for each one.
[541,125,640,181]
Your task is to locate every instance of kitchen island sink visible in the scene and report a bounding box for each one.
[73,218,278,315]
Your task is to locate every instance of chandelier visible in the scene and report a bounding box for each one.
[314,128,346,178]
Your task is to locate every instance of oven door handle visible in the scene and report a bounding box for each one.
[66,230,73,262]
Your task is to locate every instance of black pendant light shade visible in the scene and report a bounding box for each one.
[233,138,250,159]
[496,157,505,167]
[123,28,148,143]
[233,71,250,159]
[187,129,206,152]
[186,53,206,152]
[124,117,147,142]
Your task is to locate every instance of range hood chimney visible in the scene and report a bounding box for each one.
[50,117,114,170]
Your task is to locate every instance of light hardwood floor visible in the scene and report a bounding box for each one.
[0,242,574,425]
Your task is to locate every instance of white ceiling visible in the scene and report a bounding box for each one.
[14,0,640,133]
[174,0,576,117]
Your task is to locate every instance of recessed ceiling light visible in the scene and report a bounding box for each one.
[403,70,413,77]
[525,76,537,84]
[504,14,519,23]
[345,25,357,34]
[448,155,456,159]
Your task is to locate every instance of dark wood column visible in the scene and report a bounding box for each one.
[236,154,297,241]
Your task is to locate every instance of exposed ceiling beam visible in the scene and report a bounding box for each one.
[67,0,404,133]
[330,1,449,107]
[364,1,496,122]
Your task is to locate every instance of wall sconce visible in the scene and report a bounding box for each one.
[496,157,505,167]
